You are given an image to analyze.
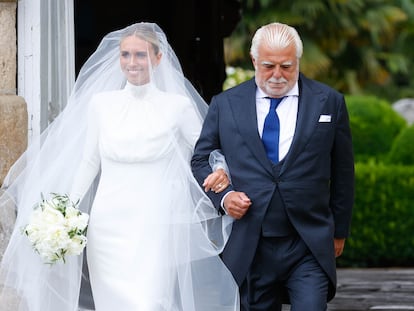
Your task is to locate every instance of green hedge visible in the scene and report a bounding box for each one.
[337,162,414,267]
[345,95,406,162]
[337,95,414,267]
[387,123,414,165]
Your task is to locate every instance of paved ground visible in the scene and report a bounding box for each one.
[3,268,414,310]
[282,268,414,311]
[328,268,414,311]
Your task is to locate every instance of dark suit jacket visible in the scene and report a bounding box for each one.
[191,74,354,301]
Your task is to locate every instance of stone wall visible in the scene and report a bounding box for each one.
[0,96,27,184]
[0,1,17,96]
[0,0,26,185]
[1,0,22,254]
[1,2,23,306]
[393,98,414,125]
[0,0,22,256]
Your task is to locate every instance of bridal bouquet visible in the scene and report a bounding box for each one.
[23,193,89,264]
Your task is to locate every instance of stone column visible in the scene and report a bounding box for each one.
[0,96,23,260]
[1,2,25,307]
[1,0,22,251]
[1,0,27,186]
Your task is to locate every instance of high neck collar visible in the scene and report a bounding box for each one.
[124,81,154,98]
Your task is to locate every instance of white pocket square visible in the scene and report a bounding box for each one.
[318,114,331,122]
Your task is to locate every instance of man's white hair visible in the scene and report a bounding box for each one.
[250,22,303,59]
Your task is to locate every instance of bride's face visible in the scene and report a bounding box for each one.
[120,35,162,85]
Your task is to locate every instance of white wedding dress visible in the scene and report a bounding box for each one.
[71,82,238,311]
[0,23,238,311]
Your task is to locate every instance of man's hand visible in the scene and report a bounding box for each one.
[334,238,346,257]
[203,168,230,193]
[223,191,252,219]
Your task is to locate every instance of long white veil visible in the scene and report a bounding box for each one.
[0,22,237,311]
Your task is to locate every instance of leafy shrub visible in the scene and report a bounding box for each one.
[387,123,414,165]
[223,66,254,90]
[345,95,407,162]
[337,162,414,267]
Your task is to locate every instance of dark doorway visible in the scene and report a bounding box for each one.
[74,0,241,102]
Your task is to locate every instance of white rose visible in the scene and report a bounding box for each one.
[41,205,66,227]
[65,204,79,218]
[67,235,87,255]
[67,213,89,231]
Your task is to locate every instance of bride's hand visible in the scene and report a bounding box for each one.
[202,168,230,193]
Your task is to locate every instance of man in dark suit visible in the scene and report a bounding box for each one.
[191,22,354,310]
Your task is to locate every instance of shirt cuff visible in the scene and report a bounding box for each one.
[220,190,234,215]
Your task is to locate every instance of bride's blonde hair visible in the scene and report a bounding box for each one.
[120,23,161,56]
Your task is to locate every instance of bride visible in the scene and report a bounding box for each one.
[0,23,239,311]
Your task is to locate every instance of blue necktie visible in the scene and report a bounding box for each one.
[262,97,284,163]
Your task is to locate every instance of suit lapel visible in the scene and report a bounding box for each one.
[280,75,328,175]
[228,79,275,174]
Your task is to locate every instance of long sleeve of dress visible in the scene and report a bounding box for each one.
[178,98,203,149]
[70,98,101,202]
[178,97,231,179]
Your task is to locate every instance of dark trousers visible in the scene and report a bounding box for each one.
[241,235,329,311]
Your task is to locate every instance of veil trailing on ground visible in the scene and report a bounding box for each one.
[0,23,237,310]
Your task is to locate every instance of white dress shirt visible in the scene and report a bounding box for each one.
[256,82,299,161]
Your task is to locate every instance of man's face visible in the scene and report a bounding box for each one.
[119,35,161,85]
[251,43,299,98]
